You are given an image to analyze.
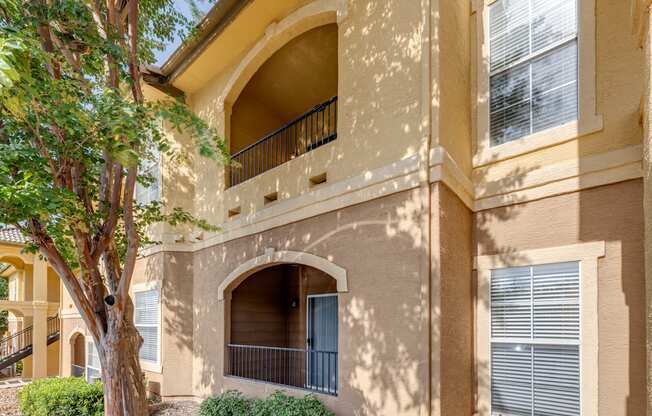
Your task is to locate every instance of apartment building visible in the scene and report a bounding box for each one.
[0,228,61,380]
[13,0,648,415]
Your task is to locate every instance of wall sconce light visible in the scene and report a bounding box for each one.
[290,297,299,308]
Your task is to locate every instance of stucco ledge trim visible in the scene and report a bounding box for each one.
[217,249,347,301]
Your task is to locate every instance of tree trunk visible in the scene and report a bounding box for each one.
[99,309,149,416]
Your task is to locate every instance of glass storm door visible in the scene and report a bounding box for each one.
[307,294,338,393]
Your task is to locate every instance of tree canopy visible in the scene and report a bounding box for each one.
[0,1,224,413]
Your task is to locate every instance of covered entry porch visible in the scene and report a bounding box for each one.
[225,264,339,395]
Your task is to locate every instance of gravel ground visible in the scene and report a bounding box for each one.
[0,387,20,416]
[149,400,200,416]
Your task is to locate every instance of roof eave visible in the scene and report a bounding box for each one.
[146,0,253,93]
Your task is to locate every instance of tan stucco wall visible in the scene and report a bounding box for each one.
[475,180,646,415]
[183,0,427,228]
[435,183,474,416]
[160,251,194,397]
[42,0,647,412]
[193,189,429,415]
[131,251,195,398]
[636,2,652,412]
[47,269,60,303]
[47,339,60,377]
[60,317,87,377]
[435,0,472,177]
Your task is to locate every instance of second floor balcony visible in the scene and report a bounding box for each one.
[227,23,338,189]
[228,96,337,187]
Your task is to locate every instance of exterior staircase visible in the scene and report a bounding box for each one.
[0,315,60,371]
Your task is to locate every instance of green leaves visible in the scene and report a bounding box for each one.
[0,0,228,274]
[0,36,25,89]
[19,377,104,416]
[199,391,335,416]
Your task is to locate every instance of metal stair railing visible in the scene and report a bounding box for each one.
[0,315,60,363]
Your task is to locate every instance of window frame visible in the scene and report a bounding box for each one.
[475,242,603,415]
[85,337,101,384]
[473,0,602,167]
[133,281,162,373]
[135,145,162,206]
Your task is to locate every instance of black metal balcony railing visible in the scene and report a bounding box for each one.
[227,344,338,395]
[229,96,338,187]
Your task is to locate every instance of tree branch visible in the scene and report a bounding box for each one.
[117,166,137,305]
[26,220,103,338]
[126,0,143,103]
[92,164,123,261]
[48,29,91,91]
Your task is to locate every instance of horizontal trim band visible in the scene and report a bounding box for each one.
[140,145,641,257]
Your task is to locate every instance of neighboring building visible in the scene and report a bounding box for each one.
[10,0,648,415]
[0,228,61,380]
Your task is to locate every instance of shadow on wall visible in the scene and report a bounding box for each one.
[475,1,647,414]
[145,0,542,414]
[577,3,645,411]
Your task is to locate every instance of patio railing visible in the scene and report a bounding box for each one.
[71,364,85,378]
[226,344,337,395]
[228,96,337,187]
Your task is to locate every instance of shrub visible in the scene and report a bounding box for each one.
[199,391,250,416]
[199,390,333,416]
[19,377,104,416]
[250,391,334,416]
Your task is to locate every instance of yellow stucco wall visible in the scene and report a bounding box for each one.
[49,0,648,414]
[160,0,429,228]
[150,0,645,235]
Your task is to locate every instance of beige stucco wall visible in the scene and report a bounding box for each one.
[59,317,87,378]
[45,0,647,413]
[434,183,474,416]
[635,2,652,412]
[435,0,472,177]
[192,189,430,415]
[475,179,646,415]
[177,0,427,229]
[130,251,195,398]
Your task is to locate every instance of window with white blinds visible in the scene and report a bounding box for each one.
[490,261,580,416]
[86,340,101,383]
[135,146,161,205]
[135,289,160,363]
[489,0,578,146]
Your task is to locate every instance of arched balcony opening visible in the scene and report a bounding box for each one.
[228,23,338,187]
[225,263,339,395]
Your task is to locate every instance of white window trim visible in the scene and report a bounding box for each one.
[85,337,101,383]
[135,145,162,206]
[133,281,162,373]
[473,0,603,167]
[474,241,604,415]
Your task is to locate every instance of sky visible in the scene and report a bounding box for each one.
[153,0,214,66]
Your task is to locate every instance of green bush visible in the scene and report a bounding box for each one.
[19,377,104,416]
[199,390,250,416]
[199,390,333,416]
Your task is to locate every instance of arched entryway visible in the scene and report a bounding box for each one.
[70,332,85,378]
[225,263,340,395]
